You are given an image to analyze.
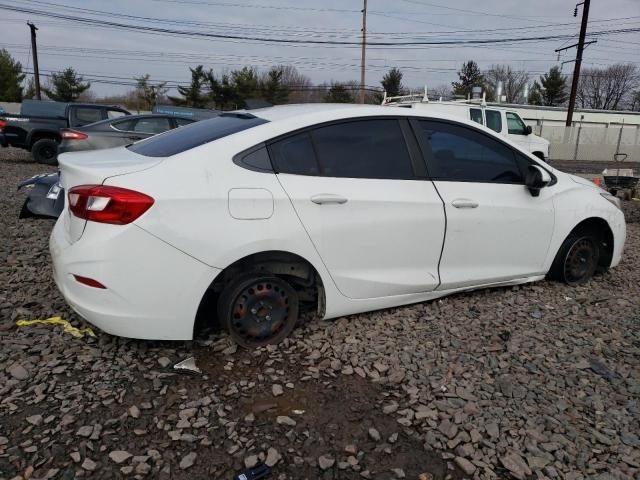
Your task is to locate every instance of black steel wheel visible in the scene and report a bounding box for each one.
[549,234,600,286]
[31,139,59,165]
[218,275,299,348]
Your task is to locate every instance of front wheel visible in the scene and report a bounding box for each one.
[548,234,600,286]
[218,275,299,348]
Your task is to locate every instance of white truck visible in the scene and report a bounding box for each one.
[382,91,550,162]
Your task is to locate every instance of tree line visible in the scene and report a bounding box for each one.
[1,48,639,111]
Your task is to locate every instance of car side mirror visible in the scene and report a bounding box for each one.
[525,125,532,135]
[525,165,551,197]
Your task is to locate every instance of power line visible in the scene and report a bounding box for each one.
[2,3,640,48]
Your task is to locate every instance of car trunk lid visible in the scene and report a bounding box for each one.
[58,147,164,243]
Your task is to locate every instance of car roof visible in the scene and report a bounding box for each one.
[248,103,486,131]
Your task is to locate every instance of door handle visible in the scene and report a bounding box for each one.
[310,194,348,205]
[451,198,479,209]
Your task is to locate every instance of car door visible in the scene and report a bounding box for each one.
[505,111,531,151]
[412,118,554,290]
[270,117,446,300]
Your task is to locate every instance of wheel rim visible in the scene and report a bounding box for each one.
[564,238,597,285]
[229,279,293,346]
[40,145,56,159]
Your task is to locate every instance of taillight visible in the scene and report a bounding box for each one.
[73,275,106,289]
[0,119,6,130]
[61,130,88,140]
[68,185,154,225]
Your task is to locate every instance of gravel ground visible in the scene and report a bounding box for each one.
[1,148,639,480]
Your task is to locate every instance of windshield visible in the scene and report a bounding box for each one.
[127,113,269,157]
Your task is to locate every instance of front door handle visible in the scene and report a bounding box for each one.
[310,194,348,205]
[451,198,479,209]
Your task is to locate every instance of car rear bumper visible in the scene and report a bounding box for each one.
[49,214,221,340]
[0,133,7,147]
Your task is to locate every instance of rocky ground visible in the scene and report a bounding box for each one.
[1,148,639,480]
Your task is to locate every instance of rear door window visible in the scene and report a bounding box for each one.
[128,113,268,157]
[269,133,320,176]
[107,109,128,119]
[312,119,414,179]
[111,119,136,132]
[133,117,172,134]
[470,108,483,125]
[485,110,502,133]
[174,117,194,127]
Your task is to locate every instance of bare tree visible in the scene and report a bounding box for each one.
[485,64,529,103]
[576,63,639,110]
[277,65,313,103]
[429,84,453,101]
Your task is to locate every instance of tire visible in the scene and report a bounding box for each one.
[218,275,299,348]
[31,139,59,165]
[548,233,600,286]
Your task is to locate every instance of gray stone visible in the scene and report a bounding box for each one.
[369,428,381,442]
[265,448,281,467]
[109,450,133,464]
[245,455,258,468]
[179,452,197,470]
[9,364,29,380]
[318,455,335,470]
[272,384,284,396]
[276,416,296,427]
[81,458,97,471]
[500,452,532,480]
[455,457,476,475]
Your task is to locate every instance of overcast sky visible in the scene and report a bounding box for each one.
[2,0,639,97]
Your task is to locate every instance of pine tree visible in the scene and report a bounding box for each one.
[169,65,209,108]
[529,66,568,106]
[451,60,485,98]
[0,49,25,101]
[324,83,354,103]
[42,67,90,102]
[260,67,289,105]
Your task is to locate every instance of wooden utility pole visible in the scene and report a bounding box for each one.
[27,22,42,100]
[359,0,367,104]
[565,0,590,126]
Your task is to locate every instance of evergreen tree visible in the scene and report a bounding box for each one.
[42,67,90,102]
[529,66,568,106]
[260,67,289,105]
[0,49,25,101]
[207,71,236,110]
[232,67,260,107]
[451,60,485,98]
[381,67,403,97]
[324,83,354,103]
[169,65,209,108]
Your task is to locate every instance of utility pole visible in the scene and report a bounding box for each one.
[565,0,590,126]
[359,0,367,104]
[27,22,42,100]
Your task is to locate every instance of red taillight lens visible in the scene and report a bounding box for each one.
[0,119,6,130]
[73,275,106,289]
[61,129,88,140]
[68,185,154,225]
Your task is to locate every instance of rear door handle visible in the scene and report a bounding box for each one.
[310,194,348,205]
[451,198,479,209]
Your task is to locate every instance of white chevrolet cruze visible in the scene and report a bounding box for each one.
[50,104,626,347]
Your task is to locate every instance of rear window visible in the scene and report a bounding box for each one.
[128,113,269,157]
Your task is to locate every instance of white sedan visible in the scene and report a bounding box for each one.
[50,104,626,347]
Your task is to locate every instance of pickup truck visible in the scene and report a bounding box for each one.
[0,100,131,164]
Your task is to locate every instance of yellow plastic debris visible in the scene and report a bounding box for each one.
[16,316,95,338]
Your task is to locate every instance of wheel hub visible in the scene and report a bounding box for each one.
[230,281,291,344]
[565,238,596,284]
